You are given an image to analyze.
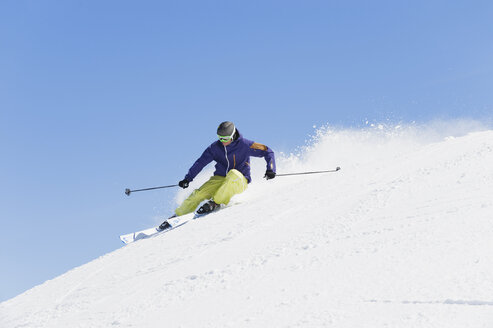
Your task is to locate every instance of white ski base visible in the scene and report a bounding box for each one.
[119,213,196,244]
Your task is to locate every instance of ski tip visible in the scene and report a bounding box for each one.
[120,236,132,245]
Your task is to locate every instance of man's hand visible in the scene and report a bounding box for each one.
[179,179,190,189]
[264,170,276,180]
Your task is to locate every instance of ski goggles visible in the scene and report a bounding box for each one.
[218,128,236,143]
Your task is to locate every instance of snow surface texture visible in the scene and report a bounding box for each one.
[2,121,493,328]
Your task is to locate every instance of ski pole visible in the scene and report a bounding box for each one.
[125,184,178,196]
[276,166,341,177]
[126,167,341,195]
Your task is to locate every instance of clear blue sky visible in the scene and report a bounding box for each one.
[1,0,492,302]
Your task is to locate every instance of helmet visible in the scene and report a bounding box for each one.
[217,121,236,137]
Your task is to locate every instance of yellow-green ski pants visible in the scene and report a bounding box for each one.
[175,169,248,216]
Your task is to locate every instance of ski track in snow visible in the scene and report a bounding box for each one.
[1,126,493,328]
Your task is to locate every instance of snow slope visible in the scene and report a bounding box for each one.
[2,123,493,328]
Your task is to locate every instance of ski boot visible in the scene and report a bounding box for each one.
[158,214,176,231]
[196,200,219,215]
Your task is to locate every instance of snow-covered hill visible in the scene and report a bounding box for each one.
[2,123,493,328]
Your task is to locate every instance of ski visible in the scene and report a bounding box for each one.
[120,212,195,244]
[119,206,223,245]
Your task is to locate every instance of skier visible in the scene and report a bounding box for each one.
[158,121,276,230]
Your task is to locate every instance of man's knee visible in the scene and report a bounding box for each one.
[225,169,247,186]
[213,171,248,204]
[227,169,244,179]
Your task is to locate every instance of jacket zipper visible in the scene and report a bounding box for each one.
[224,144,230,175]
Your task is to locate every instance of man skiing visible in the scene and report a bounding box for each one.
[158,121,276,230]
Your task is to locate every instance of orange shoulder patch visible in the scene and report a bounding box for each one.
[250,142,268,151]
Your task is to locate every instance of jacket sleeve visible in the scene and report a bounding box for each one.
[247,141,276,173]
[184,146,214,182]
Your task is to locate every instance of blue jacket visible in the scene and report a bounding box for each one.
[184,131,276,183]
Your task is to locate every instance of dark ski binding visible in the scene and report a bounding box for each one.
[196,200,219,215]
[158,215,176,231]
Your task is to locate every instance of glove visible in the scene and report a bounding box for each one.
[264,170,276,180]
[178,179,190,189]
